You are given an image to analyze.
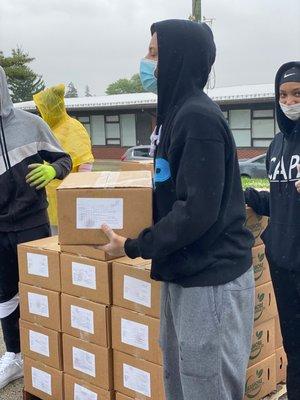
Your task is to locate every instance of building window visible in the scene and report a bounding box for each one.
[120,114,136,147]
[90,115,105,145]
[252,109,275,147]
[229,109,251,147]
[105,115,120,145]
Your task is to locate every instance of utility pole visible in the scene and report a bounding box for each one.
[191,0,201,23]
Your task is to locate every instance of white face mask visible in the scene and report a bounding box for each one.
[280,102,300,121]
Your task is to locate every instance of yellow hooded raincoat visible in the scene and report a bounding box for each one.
[33,84,94,225]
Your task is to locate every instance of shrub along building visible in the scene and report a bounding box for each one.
[15,83,276,160]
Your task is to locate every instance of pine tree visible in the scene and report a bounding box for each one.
[65,82,78,98]
[0,47,45,102]
[85,85,93,97]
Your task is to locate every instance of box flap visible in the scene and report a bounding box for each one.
[114,256,152,270]
[58,171,152,190]
[19,236,60,252]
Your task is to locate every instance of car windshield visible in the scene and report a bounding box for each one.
[133,148,150,157]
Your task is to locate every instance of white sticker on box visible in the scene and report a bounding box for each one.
[123,275,151,308]
[28,292,49,318]
[73,347,96,377]
[123,363,151,397]
[72,262,96,290]
[71,305,94,334]
[27,253,49,277]
[121,318,149,350]
[31,367,52,395]
[29,330,50,357]
[74,383,98,400]
[76,198,123,229]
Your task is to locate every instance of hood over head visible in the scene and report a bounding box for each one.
[34,84,67,129]
[0,66,15,124]
[150,19,216,125]
[275,61,300,135]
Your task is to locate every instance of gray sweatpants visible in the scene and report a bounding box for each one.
[160,267,255,400]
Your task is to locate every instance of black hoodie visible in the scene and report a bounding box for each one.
[245,61,300,272]
[125,20,254,286]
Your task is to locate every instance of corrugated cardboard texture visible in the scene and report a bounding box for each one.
[112,306,162,365]
[62,334,113,390]
[244,355,276,400]
[254,282,277,327]
[18,236,61,292]
[112,257,160,319]
[245,208,268,247]
[20,320,62,370]
[24,356,63,400]
[252,244,271,287]
[114,351,165,400]
[275,315,283,349]
[19,283,61,331]
[64,373,114,400]
[57,171,152,245]
[120,161,154,174]
[248,318,275,367]
[276,347,287,384]
[61,253,112,304]
[61,243,116,261]
[61,293,111,347]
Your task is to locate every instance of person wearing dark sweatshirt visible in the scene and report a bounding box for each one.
[100,20,255,400]
[245,61,300,400]
[0,66,72,389]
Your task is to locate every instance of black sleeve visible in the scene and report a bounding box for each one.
[125,137,225,259]
[244,188,270,217]
[37,120,72,179]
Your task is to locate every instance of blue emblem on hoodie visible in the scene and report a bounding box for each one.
[155,158,171,183]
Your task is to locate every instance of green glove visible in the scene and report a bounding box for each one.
[26,163,57,190]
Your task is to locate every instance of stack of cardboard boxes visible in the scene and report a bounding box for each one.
[244,208,287,400]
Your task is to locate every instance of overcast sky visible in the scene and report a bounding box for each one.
[1,0,299,96]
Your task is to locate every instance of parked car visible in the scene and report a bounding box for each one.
[121,145,152,161]
[239,154,267,179]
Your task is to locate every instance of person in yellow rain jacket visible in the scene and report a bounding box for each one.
[33,84,94,230]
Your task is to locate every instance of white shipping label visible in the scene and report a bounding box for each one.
[123,363,151,397]
[29,330,50,357]
[27,253,49,278]
[31,367,52,395]
[121,318,149,350]
[71,305,94,334]
[28,293,49,318]
[73,347,96,377]
[123,275,151,308]
[76,198,123,229]
[72,262,96,290]
[74,383,98,400]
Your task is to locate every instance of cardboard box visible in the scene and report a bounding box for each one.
[24,356,63,400]
[276,347,287,383]
[114,351,165,399]
[244,355,276,400]
[61,293,111,347]
[113,257,160,318]
[248,319,275,367]
[252,244,271,287]
[63,334,113,390]
[254,282,277,327]
[120,161,154,174]
[112,306,161,365]
[18,236,61,291]
[20,320,62,370]
[116,394,133,400]
[19,284,61,331]
[61,253,111,304]
[64,373,114,400]
[57,171,152,245]
[245,207,268,247]
[61,243,116,261]
[275,315,283,349]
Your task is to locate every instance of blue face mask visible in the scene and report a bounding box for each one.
[139,58,158,94]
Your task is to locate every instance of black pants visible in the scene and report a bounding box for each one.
[0,224,50,353]
[270,266,300,400]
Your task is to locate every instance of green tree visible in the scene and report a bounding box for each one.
[65,82,78,98]
[85,85,93,97]
[105,73,144,95]
[0,47,45,103]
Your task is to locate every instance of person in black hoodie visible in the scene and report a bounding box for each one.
[245,61,300,400]
[100,20,255,400]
